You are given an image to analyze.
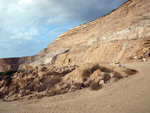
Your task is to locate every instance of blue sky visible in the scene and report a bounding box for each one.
[0,0,127,58]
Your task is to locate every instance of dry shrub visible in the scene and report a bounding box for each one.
[46,71,59,76]
[36,94,44,99]
[81,64,113,79]
[43,76,62,90]
[0,92,4,98]
[61,69,74,76]
[60,89,68,94]
[8,84,19,94]
[3,76,12,86]
[91,64,100,72]
[124,69,138,75]
[98,65,113,73]
[91,64,113,73]
[46,89,61,97]
[113,72,123,79]
[37,85,46,92]
[26,77,35,83]
[41,67,47,71]
[24,82,35,91]
[32,71,38,76]
[82,69,92,78]
[90,81,102,90]
[61,83,71,90]
[83,78,87,82]
[83,79,92,87]
[51,76,62,85]
[103,73,111,83]
[74,83,84,89]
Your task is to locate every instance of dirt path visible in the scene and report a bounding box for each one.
[0,62,150,113]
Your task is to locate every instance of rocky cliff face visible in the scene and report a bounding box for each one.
[31,0,150,66]
[0,0,150,71]
[0,57,34,72]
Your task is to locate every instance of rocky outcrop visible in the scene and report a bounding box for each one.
[29,0,150,67]
[1,63,134,101]
[0,57,31,72]
[0,0,150,71]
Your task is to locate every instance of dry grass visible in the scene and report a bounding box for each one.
[37,85,46,92]
[81,69,92,78]
[41,67,47,71]
[46,71,59,76]
[103,73,111,83]
[113,72,123,79]
[90,81,102,90]
[74,83,84,89]
[8,84,19,94]
[43,76,62,90]
[46,89,61,97]
[124,68,138,75]
[60,89,68,94]
[51,76,62,84]
[60,69,75,77]
[97,65,113,73]
[81,64,113,79]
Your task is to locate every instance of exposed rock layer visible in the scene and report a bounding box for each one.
[0,0,150,71]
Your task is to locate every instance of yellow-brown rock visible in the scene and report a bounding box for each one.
[0,0,150,71]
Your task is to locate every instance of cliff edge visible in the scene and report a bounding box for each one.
[0,0,150,71]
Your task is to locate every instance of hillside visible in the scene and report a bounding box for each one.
[0,0,150,71]
[0,62,150,113]
[0,0,150,112]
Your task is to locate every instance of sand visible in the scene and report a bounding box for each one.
[0,62,150,113]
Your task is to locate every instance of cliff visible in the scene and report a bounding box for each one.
[30,0,150,66]
[0,57,33,72]
[0,0,150,71]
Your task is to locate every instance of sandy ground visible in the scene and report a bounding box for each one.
[0,62,150,113]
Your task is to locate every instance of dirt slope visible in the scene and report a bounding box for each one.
[0,62,150,113]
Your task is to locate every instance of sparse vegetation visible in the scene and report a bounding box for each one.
[45,71,59,76]
[41,67,47,71]
[8,84,19,94]
[81,64,113,79]
[43,76,62,90]
[82,68,92,78]
[46,89,61,97]
[0,70,15,77]
[97,65,113,73]
[60,88,68,94]
[0,63,134,101]
[90,81,102,90]
[0,72,4,75]
[74,83,84,89]
[0,70,16,87]
[113,72,123,79]
[103,73,111,83]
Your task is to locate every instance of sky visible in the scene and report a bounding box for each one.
[0,0,127,58]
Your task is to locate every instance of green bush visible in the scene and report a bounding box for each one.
[5,70,15,75]
[0,70,15,77]
[0,72,4,75]
[0,70,15,86]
